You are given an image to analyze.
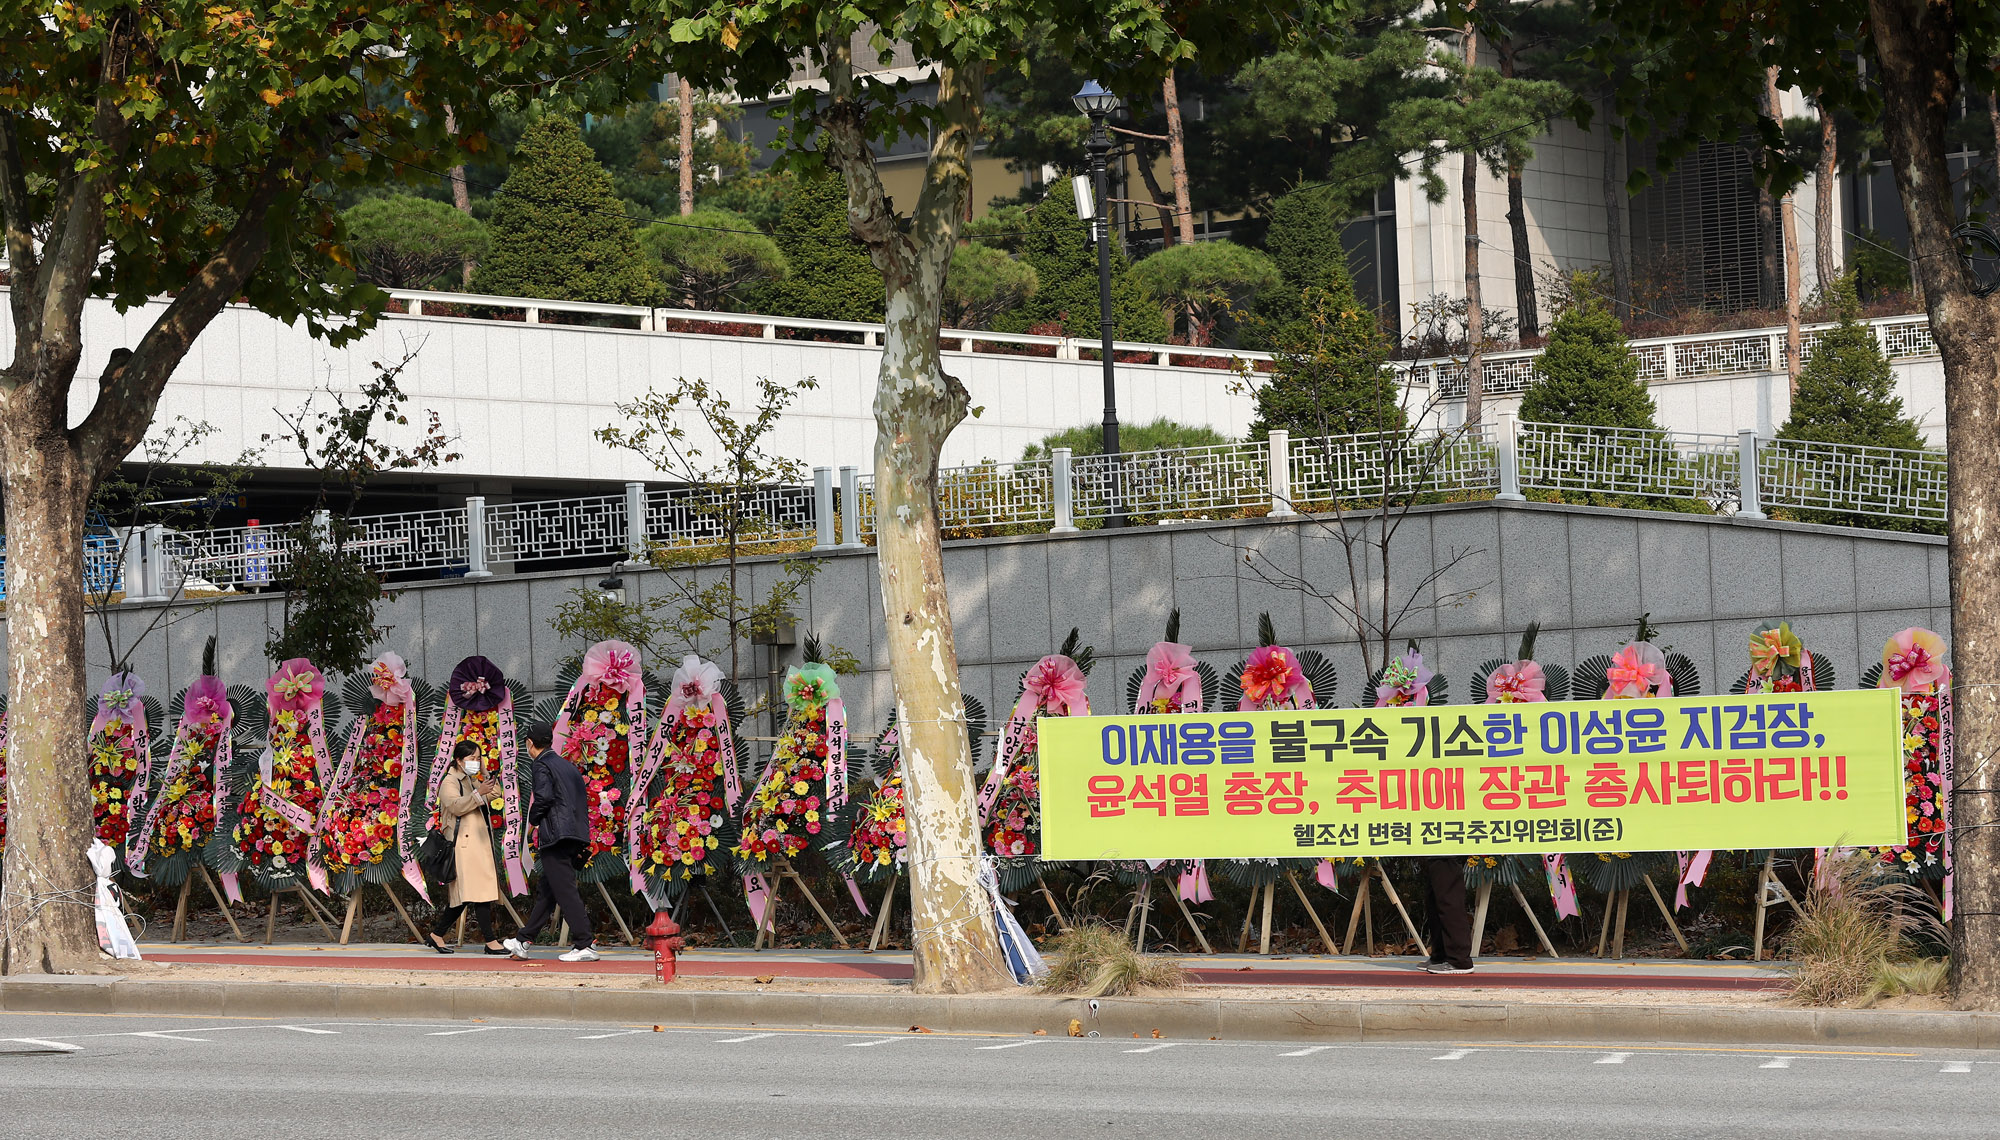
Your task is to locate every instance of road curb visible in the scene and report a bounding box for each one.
[3,978,1991,1048]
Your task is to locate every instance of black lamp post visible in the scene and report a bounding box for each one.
[1073,79,1126,528]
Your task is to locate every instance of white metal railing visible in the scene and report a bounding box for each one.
[1400,312,1938,395]
[381,287,1275,372]
[26,419,1950,604]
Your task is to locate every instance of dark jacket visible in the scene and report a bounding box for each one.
[528,748,591,852]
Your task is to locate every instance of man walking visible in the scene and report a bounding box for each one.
[504,723,597,962]
[1421,856,1475,975]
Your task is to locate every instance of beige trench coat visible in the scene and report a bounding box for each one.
[437,768,501,906]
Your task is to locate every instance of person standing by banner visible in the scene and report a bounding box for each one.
[505,723,597,962]
[1421,857,1475,975]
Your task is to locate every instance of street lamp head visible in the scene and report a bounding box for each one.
[1072,79,1120,119]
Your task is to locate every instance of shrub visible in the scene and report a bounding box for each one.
[1036,921,1189,997]
[641,207,787,311]
[1781,853,1944,1006]
[473,117,659,305]
[340,195,487,289]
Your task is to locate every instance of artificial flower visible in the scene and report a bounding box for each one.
[1882,627,1949,694]
[1239,645,1309,711]
[1606,643,1669,699]
[1486,660,1547,703]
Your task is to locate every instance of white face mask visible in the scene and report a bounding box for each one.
[462,759,481,775]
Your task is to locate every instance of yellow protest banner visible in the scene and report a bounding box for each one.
[1037,689,1905,860]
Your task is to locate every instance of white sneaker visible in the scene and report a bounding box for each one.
[559,946,600,963]
[503,938,530,960]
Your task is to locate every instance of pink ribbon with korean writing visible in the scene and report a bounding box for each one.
[980,655,1088,823]
[1543,854,1579,919]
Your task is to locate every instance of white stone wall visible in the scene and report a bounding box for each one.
[25,295,1257,481]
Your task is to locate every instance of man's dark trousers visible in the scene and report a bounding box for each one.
[518,838,592,949]
[1421,857,1473,968]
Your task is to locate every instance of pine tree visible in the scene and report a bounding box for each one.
[1518,287,1659,430]
[1255,185,1352,344]
[754,174,884,322]
[995,189,1170,343]
[472,117,659,304]
[1778,278,1925,450]
[1777,276,1935,532]
[1247,259,1406,440]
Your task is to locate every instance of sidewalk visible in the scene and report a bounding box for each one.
[137,941,1789,992]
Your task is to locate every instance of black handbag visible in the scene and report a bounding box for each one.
[417,826,457,884]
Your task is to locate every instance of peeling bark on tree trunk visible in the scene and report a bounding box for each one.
[0,427,97,975]
[1866,0,2000,1012]
[823,48,1014,994]
[0,91,285,972]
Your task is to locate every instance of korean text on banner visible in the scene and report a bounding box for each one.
[1036,690,1904,860]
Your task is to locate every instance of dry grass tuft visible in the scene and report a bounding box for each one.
[1782,853,1946,1006]
[1037,921,1189,997]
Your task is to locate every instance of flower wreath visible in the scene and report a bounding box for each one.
[549,641,649,885]
[737,663,847,867]
[1471,627,1574,915]
[429,655,526,896]
[632,654,740,892]
[232,658,334,892]
[88,671,153,853]
[1863,628,1952,894]
[315,653,420,891]
[980,651,1090,869]
[129,675,234,882]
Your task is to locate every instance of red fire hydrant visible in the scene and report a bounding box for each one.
[646,910,685,985]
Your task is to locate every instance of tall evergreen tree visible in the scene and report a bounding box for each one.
[1253,185,1355,346]
[1778,278,1925,450]
[993,189,1169,343]
[755,173,885,322]
[1776,277,1935,533]
[472,117,659,304]
[1518,288,1659,430]
[1247,254,1406,440]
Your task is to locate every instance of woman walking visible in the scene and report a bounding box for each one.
[428,740,508,954]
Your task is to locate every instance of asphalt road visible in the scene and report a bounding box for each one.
[2,1011,1994,1139]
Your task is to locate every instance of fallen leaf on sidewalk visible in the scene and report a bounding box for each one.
[909,1025,934,1033]
[652,1026,663,1032]
[1067,1019,1083,1037]
[1151,1029,1162,1039]
[1032,1029,1048,1036]
[753,974,775,984]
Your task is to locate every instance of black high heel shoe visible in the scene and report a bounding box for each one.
[428,933,456,955]
[483,942,510,955]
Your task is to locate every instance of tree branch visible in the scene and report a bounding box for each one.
[821,37,911,277]
[0,111,40,355]
[75,160,290,481]
[909,59,981,284]
[1110,125,1170,142]
[36,19,134,384]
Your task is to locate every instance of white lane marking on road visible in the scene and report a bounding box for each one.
[1124,1044,1177,1054]
[1281,1047,1336,1057]
[427,1027,501,1036]
[576,1031,645,1040]
[1942,1062,1973,1073]
[975,1040,1043,1051]
[715,1033,777,1044]
[2,1038,81,1052]
[1595,1053,1631,1065]
[127,1032,210,1042]
[845,1038,901,1048]
[1431,1049,1473,1061]
[275,1026,339,1035]
[1760,1058,1793,1069]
